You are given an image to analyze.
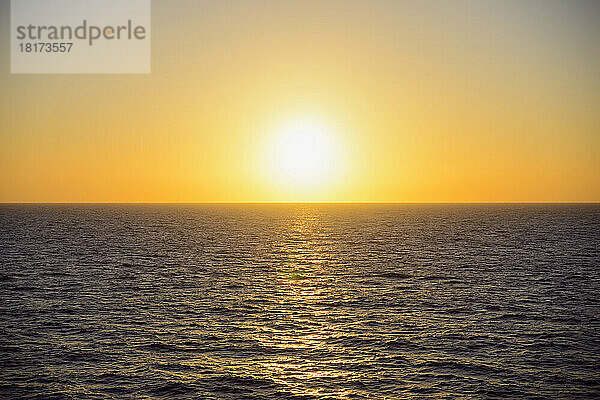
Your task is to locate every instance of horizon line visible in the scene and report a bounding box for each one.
[1,201,599,205]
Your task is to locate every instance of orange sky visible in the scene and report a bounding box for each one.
[1,0,599,202]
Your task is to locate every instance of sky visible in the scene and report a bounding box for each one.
[1,0,599,202]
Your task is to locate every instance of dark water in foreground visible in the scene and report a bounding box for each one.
[0,204,599,399]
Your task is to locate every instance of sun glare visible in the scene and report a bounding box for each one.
[270,116,340,188]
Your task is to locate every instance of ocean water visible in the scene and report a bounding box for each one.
[0,204,599,399]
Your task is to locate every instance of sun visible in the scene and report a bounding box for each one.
[270,116,340,188]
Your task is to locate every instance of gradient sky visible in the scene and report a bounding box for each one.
[1,0,599,202]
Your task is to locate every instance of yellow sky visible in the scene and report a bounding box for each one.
[1,0,599,202]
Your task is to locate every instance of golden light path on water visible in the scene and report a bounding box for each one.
[187,208,431,398]
[259,211,346,397]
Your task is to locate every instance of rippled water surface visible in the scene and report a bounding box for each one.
[1,204,599,399]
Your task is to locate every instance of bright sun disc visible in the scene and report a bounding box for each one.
[271,117,339,187]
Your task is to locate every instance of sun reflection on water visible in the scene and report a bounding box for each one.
[252,207,355,396]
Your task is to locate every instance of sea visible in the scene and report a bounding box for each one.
[0,204,599,399]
